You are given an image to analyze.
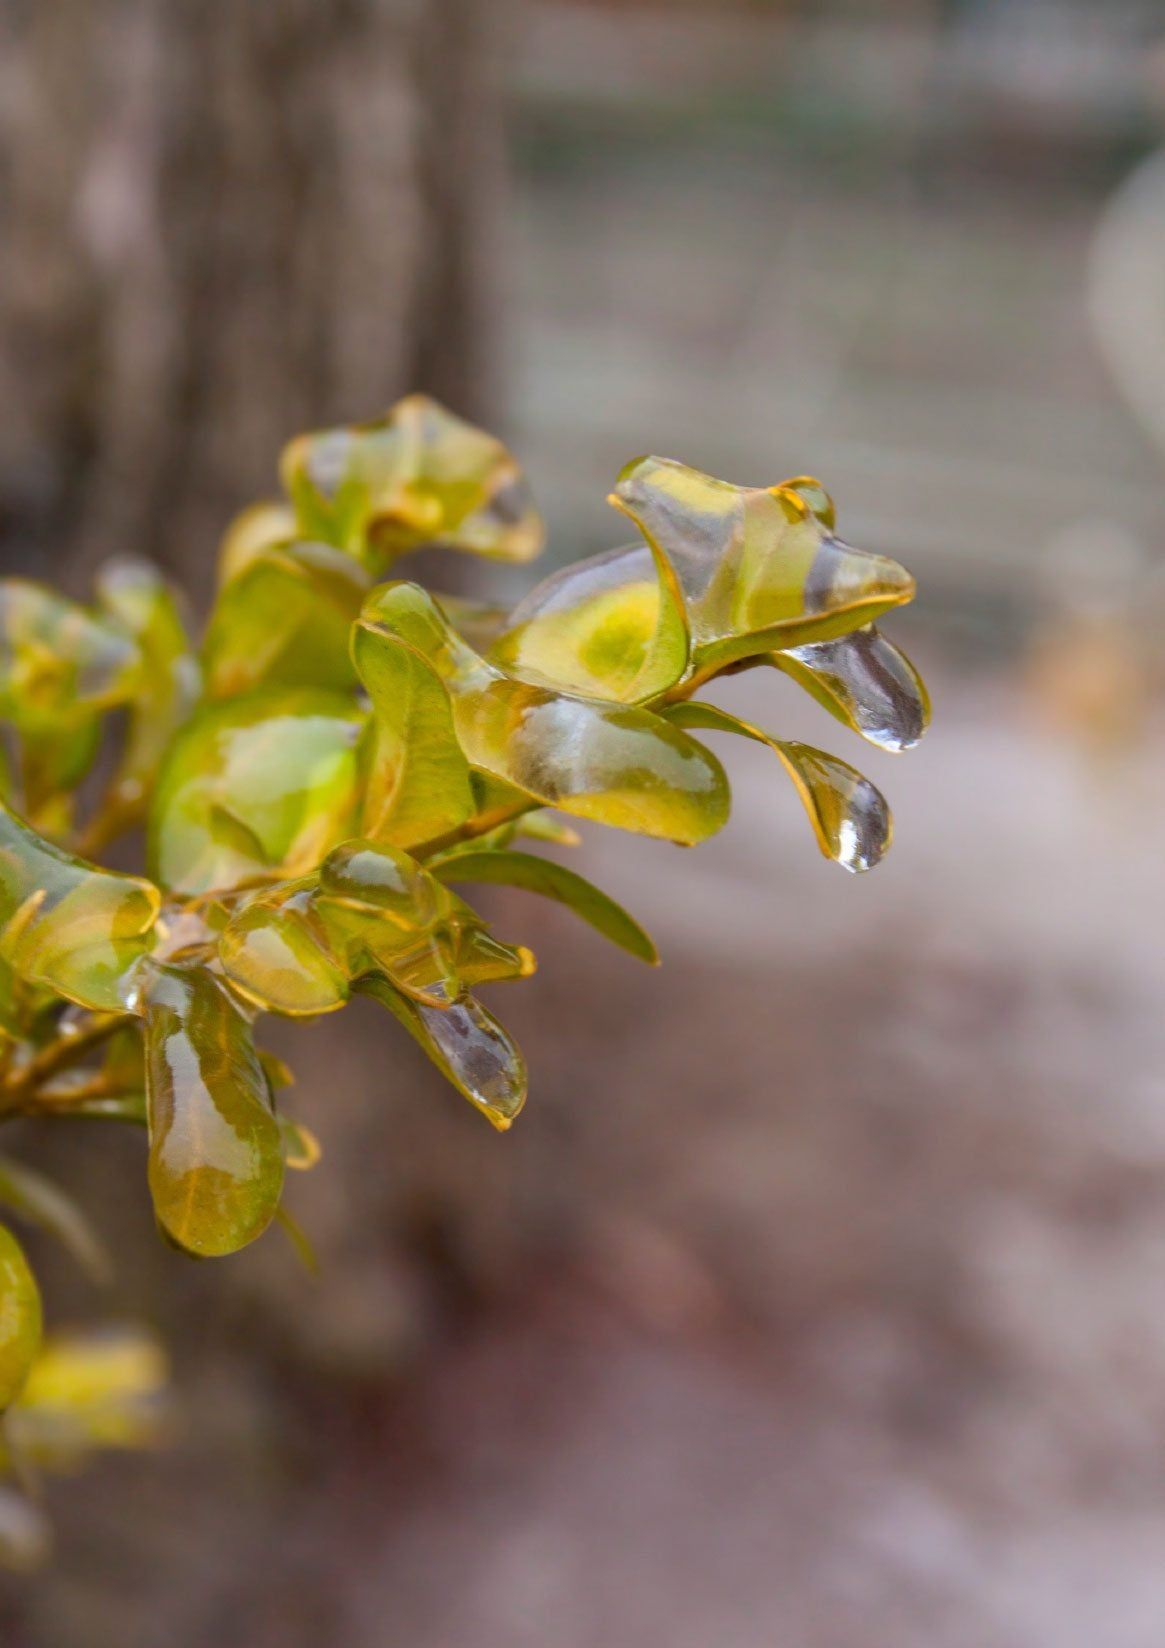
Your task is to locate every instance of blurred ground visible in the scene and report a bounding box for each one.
[7,2,1165,1644]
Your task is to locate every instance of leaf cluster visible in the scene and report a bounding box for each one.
[0,396,927,1504]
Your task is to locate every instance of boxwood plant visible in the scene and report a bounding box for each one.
[0,396,927,1543]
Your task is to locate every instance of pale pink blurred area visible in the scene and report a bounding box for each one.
[7,2,1165,1645]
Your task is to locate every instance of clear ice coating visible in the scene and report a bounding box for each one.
[772,625,930,753]
[0,404,931,1271]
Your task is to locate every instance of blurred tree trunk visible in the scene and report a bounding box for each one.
[0,0,502,603]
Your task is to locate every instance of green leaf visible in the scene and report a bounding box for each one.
[141,963,284,1257]
[665,701,892,873]
[351,613,474,850]
[202,539,369,699]
[280,395,544,569]
[358,974,527,1132]
[0,1156,110,1284]
[489,540,689,703]
[0,800,160,1010]
[148,689,364,895]
[219,840,477,1016]
[432,849,658,964]
[94,559,200,827]
[216,500,297,585]
[356,584,730,847]
[218,880,351,1016]
[0,578,142,833]
[768,625,930,752]
[609,457,915,675]
[0,1221,42,1411]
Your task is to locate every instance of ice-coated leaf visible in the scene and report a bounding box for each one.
[0,578,143,830]
[0,1156,110,1283]
[609,457,916,676]
[356,584,730,847]
[0,1221,42,1411]
[432,849,658,964]
[783,474,837,529]
[94,559,200,826]
[0,800,160,1010]
[142,963,283,1257]
[490,540,689,703]
[220,840,476,1015]
[280,394,544,569]
[6,1327,168,1461]
[202,540,369,699]
[217,880,350,1016]
[148,689,364,895]
[0,579,139,720]
[350,610,474,849]
[665,701,892,873]
[769,625,930,753]
[358,974,527,1131]
[217,500,298,585]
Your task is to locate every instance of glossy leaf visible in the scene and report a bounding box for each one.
[610,457,916,674]
[142,963,283,1256]
[217,500,297,585]
[359,974,527,1131]
[0,579,141,832]
[202,540,369,699]
[0,801,160,1010]
[0,1221,41,1411]
[490,540,688,703]
[0,579,139,721]
[665,701,892,873]
[356,584,730,847]
[432,849,658,964]
[769,625,930,752]
[149,689,364,895]
[94,559,200,827]
[280,395,543,568]
[351,611,474,849]
[220,839,487,1016]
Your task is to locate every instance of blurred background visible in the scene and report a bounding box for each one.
[5,0,1165,1643]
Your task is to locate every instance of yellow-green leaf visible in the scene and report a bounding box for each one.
[7,1327,168,1462]
[0,1221,41,1411]
[489,540,688,703]
[665,701,892,872]
[94,559,200,827]
[142,963,283,1257]
[610,457,915,675]
[351,614,474,850]
[0,800,160,1010]
[356,584,730,847]
[202,540,369,699]
[220,840,473,1015]
[432,849,658,964]
[358,974,527,1131]
[768,624,930,752]
[148,689,364,895]
[280,395,544,568]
